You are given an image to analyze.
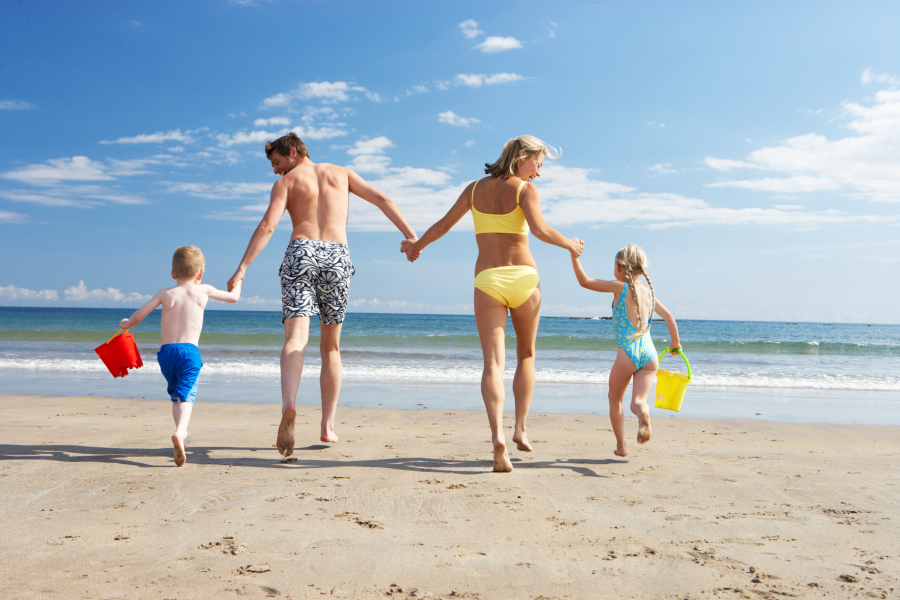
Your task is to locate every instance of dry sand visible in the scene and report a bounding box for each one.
[0,393,897,599]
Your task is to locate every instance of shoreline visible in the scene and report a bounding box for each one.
[1,393,898,598]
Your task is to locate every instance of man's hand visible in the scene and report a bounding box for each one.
[228,269,245,292]
[400,239,421,263]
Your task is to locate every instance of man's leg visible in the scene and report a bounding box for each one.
[278,316,310,457]
[319,322,343,443]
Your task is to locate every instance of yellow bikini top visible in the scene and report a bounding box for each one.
[471,180,530,235]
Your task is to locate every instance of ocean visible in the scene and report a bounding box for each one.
[1,307,898,424]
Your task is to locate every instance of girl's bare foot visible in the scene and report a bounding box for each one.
[512,430,533,452]
[637,413,652,444]
[277,407,296,457]
[493,440,513,473]
[614,446,627,457]
[172,433,186,467]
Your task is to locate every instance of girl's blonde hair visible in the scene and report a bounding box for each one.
[615,244,655,339]
[484,135,560,179]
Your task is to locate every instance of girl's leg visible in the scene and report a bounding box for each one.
[474,288,513,473]
[509,285,542,452]
[171,400,193,467]
[608,348,636,457]
[631,358,658,444]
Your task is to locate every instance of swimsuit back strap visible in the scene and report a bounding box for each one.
[470,180,478,209]
[516,180,527,205]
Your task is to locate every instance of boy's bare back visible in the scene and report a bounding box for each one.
[157,284,214,346]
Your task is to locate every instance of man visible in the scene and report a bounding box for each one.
[227,133,417,457]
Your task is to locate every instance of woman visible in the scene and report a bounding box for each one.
[402,136,584,472]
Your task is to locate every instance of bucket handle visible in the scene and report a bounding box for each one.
[106,328,129,344]
[658,347,691,382]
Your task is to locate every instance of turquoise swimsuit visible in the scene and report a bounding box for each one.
[613,282,657,370]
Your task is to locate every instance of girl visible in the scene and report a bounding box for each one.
[570,245,681,457]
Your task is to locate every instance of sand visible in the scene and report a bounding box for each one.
[0,393,897,599]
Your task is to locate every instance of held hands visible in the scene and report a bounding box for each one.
[227,269,245,292]
[400,238,421,263]
[569,237,585,258]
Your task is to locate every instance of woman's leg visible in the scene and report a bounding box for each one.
[631,358,658,444]
[474,288,513,472]
[608,348,636,456]
[509,284,542,452]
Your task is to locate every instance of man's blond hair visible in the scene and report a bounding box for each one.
[172,246,205,279]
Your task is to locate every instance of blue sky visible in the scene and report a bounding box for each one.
[2,1,899,323]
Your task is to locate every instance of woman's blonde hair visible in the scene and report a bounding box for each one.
[615,244,655,339]
[484,135,560,179]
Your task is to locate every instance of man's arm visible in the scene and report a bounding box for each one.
[347,169,417,240]
[228,181,288,291]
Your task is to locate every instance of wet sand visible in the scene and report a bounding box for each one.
[1,393,897,599]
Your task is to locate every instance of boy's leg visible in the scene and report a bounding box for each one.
[278,316,310,457]
[608,348,636,457]
[171,400,193,467]
[631,361,657,444]
[319,322,343,443]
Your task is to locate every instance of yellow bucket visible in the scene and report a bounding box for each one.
[654,347,692,412]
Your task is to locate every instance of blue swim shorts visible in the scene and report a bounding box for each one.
[157,343,202,403]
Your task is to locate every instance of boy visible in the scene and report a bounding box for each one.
[119,246,241,466]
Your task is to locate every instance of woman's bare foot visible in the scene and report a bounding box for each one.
[183,435,191,448]
[277,407,296,457]
[637,413,652,444]
[320,424,338,444]
[614,446,627,457]
[493,440,513,473]
[171,433,186,467]
[512,430,533,452]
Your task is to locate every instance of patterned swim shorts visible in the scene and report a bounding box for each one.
[279,239,355,324]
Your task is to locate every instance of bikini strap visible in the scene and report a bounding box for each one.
[516,180,527,205]
[470,180,478,210]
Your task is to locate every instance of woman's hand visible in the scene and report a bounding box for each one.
[569,237,585,258]
[401,238,421,262]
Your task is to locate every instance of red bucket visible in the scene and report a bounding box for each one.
[95,329,143,378]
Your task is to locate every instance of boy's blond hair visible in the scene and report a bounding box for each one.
[172,246,205,279]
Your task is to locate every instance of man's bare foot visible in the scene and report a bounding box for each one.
[172,433,186,467]
[614,446,627,457]
[637,413,652,444]
[493,440,513,473]
[320,425,338,444]
[512,431,533,452]
[277,407,296,457]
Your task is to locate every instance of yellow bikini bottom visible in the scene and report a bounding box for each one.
[473,266,539,309]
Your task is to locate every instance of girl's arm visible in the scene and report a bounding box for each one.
[519,183,583,256]
[571,256,623,293]
[653,297,681,351]
[204,281,241,304]
[119,291,163,330]
[401,183,474,261]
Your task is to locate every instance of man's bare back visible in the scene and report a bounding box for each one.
[275,158,353,245]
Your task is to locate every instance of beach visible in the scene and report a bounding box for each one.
[2,393,898,599]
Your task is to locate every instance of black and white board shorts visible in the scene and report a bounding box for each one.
[279,239,355,324]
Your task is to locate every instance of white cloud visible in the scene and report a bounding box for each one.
[291,124,349,140]
[484,72,525,85]
[64,281,150,303]
[703,88,900,202]
[253,116,291,127]
[648,163,677,174]
[2,156,114,184]
[411,85,428,94]
[347,137,395,156]
[455,74,484,88]
[646,121,666,128]
[346,137,395,174]
[459,19,483,39]
[0,284,59,301]
[0,190,100,208]
[216,129,285,148]
[100,129,195,145]
[301,106,338,122]
[438,111,480,127]
[164,181,272,200]
[453,73,524,88]
[0,100,38,110]
[465,141,476,147]
[861,68,899,86]
[260,81,377,109]
[0,210,28,223]
[477,36,522,53]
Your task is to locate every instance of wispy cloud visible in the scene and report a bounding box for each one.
[648,163,677,174]
[164,181,272,200]
[100,129,198,145]
[459,19,482,39]
[0,100,38,110]
[646,121,666,128]
[2,157,114,183]
[0,210,29,224]
[454,73,525,88]
[0,284,58,301]
[477,36,522,53]
[64,281,150,303]
[253,116,291,127]
[438,111,480,127]
[861,68,899,86]
[260,81,379,109]
[703,87,900,202]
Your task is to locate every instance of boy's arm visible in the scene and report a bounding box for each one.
[347,168,418,241]
[653,297,681,351]
[119,291,164,330]
[571,256,622,293]
[202,281,241,304]
[228,181,288,291]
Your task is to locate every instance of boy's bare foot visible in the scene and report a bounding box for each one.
[512,431,533,452]
[493,440,513,473]
[277,407,296,457]
[637,413,652,444]
[320,425,338,444]
[172,434,186,467]
[614,447,627,457]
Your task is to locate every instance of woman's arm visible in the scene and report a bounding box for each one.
[653,297,681,351]
[519,183,584,257]
[571,256,623,293]
[401,183,474,262]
